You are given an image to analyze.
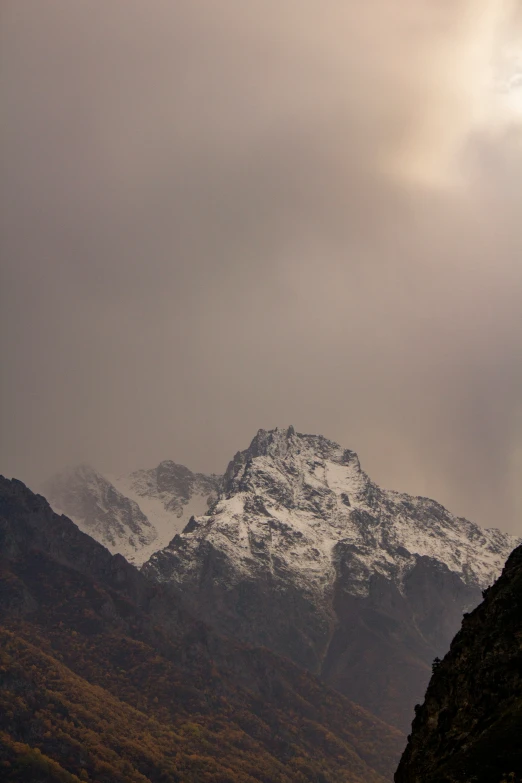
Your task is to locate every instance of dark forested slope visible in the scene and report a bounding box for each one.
[395,543,522,783]
[0,477,403,783]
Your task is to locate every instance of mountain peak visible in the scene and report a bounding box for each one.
[223,426,362,495]
[246,425,356,461]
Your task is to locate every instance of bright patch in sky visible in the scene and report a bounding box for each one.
[492,44,522,123]
[506,70,522,113]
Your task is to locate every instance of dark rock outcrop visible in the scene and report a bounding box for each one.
[395,544,522,782]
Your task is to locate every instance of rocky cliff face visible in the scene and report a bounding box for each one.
[43,461,221,565]
[395,543,522,783]
[143,426,519,730]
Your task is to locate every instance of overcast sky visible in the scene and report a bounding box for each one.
[1,1,522,534]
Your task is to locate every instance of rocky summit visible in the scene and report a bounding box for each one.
[142,426,519,730]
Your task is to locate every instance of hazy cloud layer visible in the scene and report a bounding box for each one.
[1,1,522,533]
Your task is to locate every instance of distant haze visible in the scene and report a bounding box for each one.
[1,1,522,534]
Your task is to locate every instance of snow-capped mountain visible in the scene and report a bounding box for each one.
[43,461,221,565]
[143,426,520,729]
[112,460,220,556]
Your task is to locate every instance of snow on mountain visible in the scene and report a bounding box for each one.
[111,461,221,562]
[44,461,222,566]
[43,465,157,563]
[145,426,518,597]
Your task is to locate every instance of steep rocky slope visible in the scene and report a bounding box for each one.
[43,464,157,561]
[112,459,221,554]
[143,427,519,730]
[0,475,403,783]
[43,461,221,565]
[395,542,522,783]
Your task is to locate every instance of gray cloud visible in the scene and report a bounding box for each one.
[1,1,522,533]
